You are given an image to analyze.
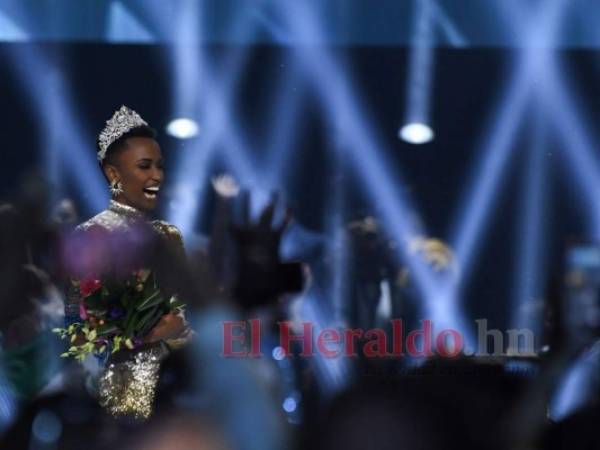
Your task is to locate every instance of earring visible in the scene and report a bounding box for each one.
[110,180,124,197]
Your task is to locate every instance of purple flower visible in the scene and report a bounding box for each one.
[108,306,125,320]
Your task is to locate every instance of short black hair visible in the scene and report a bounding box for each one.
[98,125,157,167]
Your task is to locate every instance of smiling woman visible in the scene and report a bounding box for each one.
[100,122,163,212]
[61,106,193,419]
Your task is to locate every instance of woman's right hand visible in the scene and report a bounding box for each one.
[144,312,186,344]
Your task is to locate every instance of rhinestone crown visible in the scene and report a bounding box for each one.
[97,105,148,161]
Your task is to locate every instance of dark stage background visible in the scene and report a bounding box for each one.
[0,43,595,332]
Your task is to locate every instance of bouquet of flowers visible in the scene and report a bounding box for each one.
[54,269,185,361]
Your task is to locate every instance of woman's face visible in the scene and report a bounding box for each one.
[104,137,164,212]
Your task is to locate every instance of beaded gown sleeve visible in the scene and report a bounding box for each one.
[151,220,193,349]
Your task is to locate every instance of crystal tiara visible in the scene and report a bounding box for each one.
[97,105,148,161]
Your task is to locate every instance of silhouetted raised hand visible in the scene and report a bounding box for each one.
[230,191,302,309]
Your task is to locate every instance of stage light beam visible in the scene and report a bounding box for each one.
[275,0,474,343]
[106,1,155,43]
[510,108,548,335]
[401,0,436,144]
[449,0,566,286]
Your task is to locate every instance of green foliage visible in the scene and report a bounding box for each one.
[55,270,186,363]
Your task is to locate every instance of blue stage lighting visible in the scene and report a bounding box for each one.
[504,0,600,240]
[32,410,63,445]
[6,47,107,215]
[0,8,106,210]
[0,377,16,433]
[0,8,27,41]
[188,309,288,450]
[281,223,325,261]
[282,397,297,413]
[166,117,200,139]
[106,1,155,43]
[510,111,548,334]
[496,0,600,237]
[272,346,286,361]
[449,0,565,284]
[162,2,260,238]
[403,0,436,133]
[450,80,529,281]
[328,211,350,324]
[539,66,600,238]
[429,0,467,47]
[550,347,600,420]
[300,296,350,394]
[275,0,474,342]
[399,122,434,144]
[261,62,304,187]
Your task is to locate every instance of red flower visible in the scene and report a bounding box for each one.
[80,277,102,297]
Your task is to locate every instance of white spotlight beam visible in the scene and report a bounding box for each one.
[510,108,548,334]
[176,96,260,205]
[0,7,27,41]
[275,2,475,338]
[494,0,600,237]
[300,297,351,394]
[243,10,308,189]
[106,1,155,43]
[403,0,436,128]
[540,66,600,237]
[170,0,204,116]
[550,348,600,420]
[534,62,600,424]
[253,8,294,45]
[448,0,566,285]
[159,3,262,236]
[7,46,107,213]
[281,7,432,292]
[168,101,258,237]
[261,58,305,187]
[429,0,468,47]
[324,142,350,325]
[492,0,600,349]
[146,0,258,172]
[328,209,350,325]
[449,74,530,275]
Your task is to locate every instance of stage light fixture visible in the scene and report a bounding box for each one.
[166,118,199,139]
[282,397,297,413]
[399,122,434,144]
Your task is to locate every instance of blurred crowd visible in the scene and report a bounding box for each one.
[0,173,599,450]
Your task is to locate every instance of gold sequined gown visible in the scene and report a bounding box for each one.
[64,200,192,419]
